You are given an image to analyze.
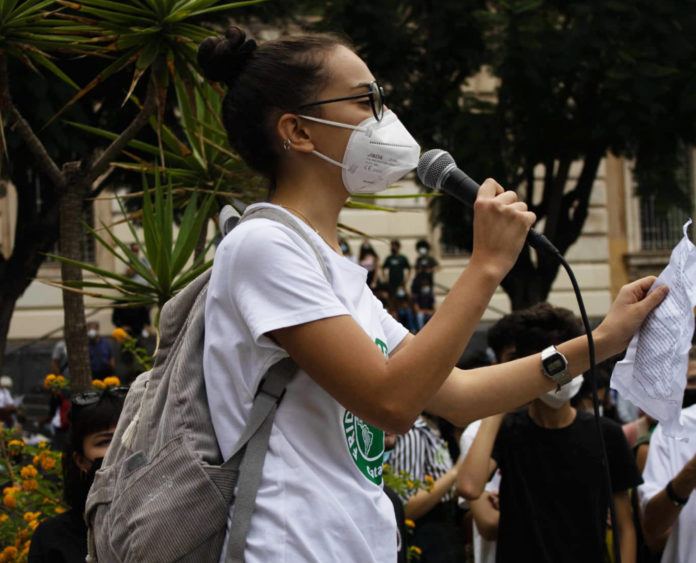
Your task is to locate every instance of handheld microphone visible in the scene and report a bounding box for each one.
[417,149,560,257]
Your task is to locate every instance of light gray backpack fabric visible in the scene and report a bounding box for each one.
[85,206,329,563]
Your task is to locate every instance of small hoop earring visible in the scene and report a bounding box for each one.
[283,139,291,151]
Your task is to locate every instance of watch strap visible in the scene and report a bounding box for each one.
[666,479,689,507]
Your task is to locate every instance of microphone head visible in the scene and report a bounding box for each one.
[417,149,456,190]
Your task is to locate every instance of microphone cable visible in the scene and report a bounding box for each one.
[418,149,622,563]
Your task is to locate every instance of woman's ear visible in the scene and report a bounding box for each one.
[73,451,92,474]
[277,113,314,153]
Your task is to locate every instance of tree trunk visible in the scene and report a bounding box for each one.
[59,164,91,393]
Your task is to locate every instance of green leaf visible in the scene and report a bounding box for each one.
[189,0,268,17]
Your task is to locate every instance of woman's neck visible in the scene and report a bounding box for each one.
[272,168,346,253]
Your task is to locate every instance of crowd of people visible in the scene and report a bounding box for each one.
[354,237,439,333]
[388,302,696,563]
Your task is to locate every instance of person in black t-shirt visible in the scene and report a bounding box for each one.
[382,239,411,297]
[457,303,641,563]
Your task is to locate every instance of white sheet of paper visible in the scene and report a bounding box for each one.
[611,220,696,438]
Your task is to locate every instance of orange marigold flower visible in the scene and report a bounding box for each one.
[92,379,106,390]
[3,486,19,496]
[23,511,40,523]
[40,456,56,472]
[55,506,66,514]
[43,374,56,388]
[38,441,48,449]
[3,494,16,508]
[405,518,415,528]
[412,546,422,555]
[0,514,8,524]
[2,546,18,559]
[55,375,66,385]
[8,439,24,450]
[20,465,38,479]
[22,479,38,492]
[112,328,131,343]
[33,454,42,467]
[424,475,434,483]
[406,480,414,488]
[103,376,120,388]
[28,519,39,530]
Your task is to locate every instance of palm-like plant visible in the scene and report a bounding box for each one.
[0,0,264,391]
[44,170,219,330]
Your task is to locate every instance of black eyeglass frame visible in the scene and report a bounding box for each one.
[297,80,385,122]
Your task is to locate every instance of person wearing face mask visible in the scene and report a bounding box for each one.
[197,26,665,562]
[411,239,439,292]
[29,387,125,562]
[382,239,411,298]
[338,236,357,264]
[457,303,642,563]
[86,322,115,380]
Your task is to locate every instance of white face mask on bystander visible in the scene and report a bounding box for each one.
[299,110,420,194]
[538,376,583,409]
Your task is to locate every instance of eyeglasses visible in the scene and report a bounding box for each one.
[298,80,385,122]
[71,387,129,408]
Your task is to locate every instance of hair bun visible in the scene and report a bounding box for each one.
[197,26,257,85]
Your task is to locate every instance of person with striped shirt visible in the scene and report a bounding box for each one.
[390,414,465,561]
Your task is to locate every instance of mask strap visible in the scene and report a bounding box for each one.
[298,114,365,132]
[311,149,348,170]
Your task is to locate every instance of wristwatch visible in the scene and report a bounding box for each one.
[541,345,572,390]
[666,480,690,507]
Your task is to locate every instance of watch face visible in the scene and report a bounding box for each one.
[543,355,566,375]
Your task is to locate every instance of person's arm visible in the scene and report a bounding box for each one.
[424,277,667,427]
[404,462,459,521]
[635,443,650,474]
[642,452,696,548]
[613,490,637,563]
[272,182,667,433]
[470,491,500,541]
[50,358,60,375]
[457,414,502,499]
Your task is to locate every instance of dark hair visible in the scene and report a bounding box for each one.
[571,354,621,405]
[197,27,348,185]
[416,238,430,251]
[487,302,583,362]
[359,242,377,261]
[62,392,124,511]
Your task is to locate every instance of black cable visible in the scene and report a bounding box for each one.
[558,253,622,563]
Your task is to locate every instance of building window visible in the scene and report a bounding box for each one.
[639,196,689,251]
[637,147,693,251]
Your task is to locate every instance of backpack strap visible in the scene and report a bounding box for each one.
[223,204,331,562]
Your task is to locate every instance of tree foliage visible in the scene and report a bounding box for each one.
[320,0,696,309]
[0,0,263,389]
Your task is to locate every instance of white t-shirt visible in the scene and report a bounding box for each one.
[458,420,499,563]
[203,203,409,562]
[639,404,696,563]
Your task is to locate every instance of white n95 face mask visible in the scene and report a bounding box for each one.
[538,376,583,409]
[299,110,421,194]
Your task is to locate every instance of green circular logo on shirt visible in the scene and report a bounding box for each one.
[342,337,388,485]
[343,410,384,485]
